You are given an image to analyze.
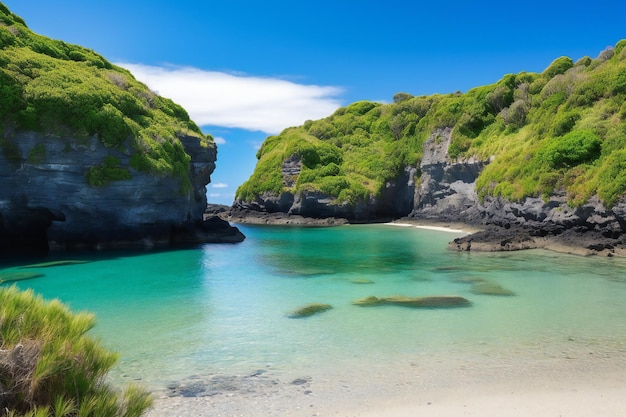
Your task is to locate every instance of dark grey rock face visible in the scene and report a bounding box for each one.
[234,126,626,249]
[407,128,626,254]
[234,157,416,221]
[0,131,243,255]
[410,128,485,223]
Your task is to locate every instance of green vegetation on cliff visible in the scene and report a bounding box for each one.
[237,40,626,208]
[0,3,213,191]
[0,285,152,417]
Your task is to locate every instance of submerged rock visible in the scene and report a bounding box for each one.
[352,295,471,308]
[452,275,486,284]
[166,372,280,398]
[350,278,376,284]
[470,280,516,296]
[451,275,516,296]
[288,303,333,318]
[431,265,467,273]
[20,260,90,268]
[0,271,44,284]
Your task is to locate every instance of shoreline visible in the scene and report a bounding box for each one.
[382,218,626,258]
[131,213,626,416]
[209,206,626,258]
[146,348,626,417]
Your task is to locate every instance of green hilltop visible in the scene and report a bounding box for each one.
[237,40,626,209]
[0,3,213,190]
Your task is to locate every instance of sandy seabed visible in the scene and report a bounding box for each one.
[144,219,625,416]
[145,346,626,417]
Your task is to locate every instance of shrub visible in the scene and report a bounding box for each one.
[542,56,574,79]
[86,156,132,186]
[597,46,614,62]
[575,56,593,67]
[321,162,340,176]
[551,111,580,136]
[615,40,626,57]
[318,175,350,196]
[344,101,380,116]
[393,92,413,103]
[27,143,46,164]
[87,104,133,147]
[595,149,626,207]
[613,69,626,95]
[501,99,530,128]
[448,134,471,159]
[540,130,602,168]
[293,144,320,168]
[485,85,513,114]
[0,286,152,417]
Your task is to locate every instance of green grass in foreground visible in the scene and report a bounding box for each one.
[0,285,152,417]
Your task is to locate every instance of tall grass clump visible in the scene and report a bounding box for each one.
[0,286,152,417]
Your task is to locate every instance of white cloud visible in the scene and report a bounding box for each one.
[211,183,228,188]
[117,63,344,134]
[208,192,234,198]
[213,136,227,145]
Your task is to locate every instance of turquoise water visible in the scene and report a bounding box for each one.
[3,224,626,387]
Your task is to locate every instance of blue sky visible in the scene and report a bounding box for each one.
[4,0,626,205]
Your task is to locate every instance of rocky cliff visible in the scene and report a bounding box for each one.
[233,124,626,246]
[233,164,415,221]
[0,130,244,256]
[233,118,626,255]
[410,127,485,223]
[0,4,244,256]
[408,128,626,254]
[233,40,626,247]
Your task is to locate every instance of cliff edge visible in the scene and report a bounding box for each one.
[0,4,244,256]
[407,127,626,256]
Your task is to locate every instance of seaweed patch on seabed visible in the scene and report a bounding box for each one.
[164,371,313,398]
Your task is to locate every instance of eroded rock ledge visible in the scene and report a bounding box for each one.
[227,125,626,257]
[0,131,244,257]
[448,225,626,257]
[206,205,348,227]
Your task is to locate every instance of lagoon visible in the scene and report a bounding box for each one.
[3,224,626,415]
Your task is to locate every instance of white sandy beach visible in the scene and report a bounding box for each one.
[414,224,466,234]
[384,222,467,234]
[146,347,626,417]
[384,219,481,235]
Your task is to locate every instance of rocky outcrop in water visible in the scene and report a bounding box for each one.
[0,131,244,256]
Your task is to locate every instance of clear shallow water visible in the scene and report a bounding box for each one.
[2,224,626,388]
